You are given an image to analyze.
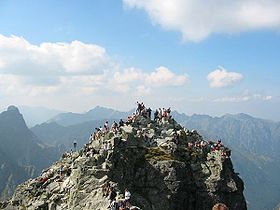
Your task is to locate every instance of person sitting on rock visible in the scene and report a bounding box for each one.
[136,130,142,138]
[212,203,229,210]
[103,141,109,151]
[124,188,131,207]
[118,201,126,210]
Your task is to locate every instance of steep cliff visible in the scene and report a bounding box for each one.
[0,115,246,210]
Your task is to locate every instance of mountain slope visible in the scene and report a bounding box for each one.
[0,115,246,210]
[27,107,280,209]
[0,106,60,200]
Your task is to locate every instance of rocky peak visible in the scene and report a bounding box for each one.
[7,105,20,113]
[0,105,27,131]
[0,113,247,210]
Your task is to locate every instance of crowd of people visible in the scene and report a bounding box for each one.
[186,137,230,160]
[136,101,173,125]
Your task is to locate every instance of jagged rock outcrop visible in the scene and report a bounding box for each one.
[0,115,247,210]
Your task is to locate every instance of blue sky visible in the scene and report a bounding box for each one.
[0,0,279,120]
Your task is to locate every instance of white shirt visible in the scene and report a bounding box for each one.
[125,191,131,200]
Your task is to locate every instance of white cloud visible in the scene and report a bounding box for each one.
[123,0,280,42]
[109,66,188,93]
[213,91,273,102]
[0,34,111,76]
[0,34,187,98]
[207,67,243,88]
[145,66,188,86]
[136,85,151,96]
[112,68,144,84]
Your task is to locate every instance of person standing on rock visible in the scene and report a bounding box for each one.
[119,119,124,127]
[146,107,152,119]
[154,109,159,122]
[109,187,117,203]
[73,140,77,152]
[124,188,131,207]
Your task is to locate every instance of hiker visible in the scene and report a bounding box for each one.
[104,121,110,133]
[112,121,118,133]
[146,107,152,119]
[154,109,159,121]
[124,188,131,207]
[103,141,109,151]
[119,119,124,127]
[59,165,65,176]
[158,108,163,121]
[73,140,77,152]
[136,101,141,114]
[166,107,171,118]
[108,187,117,203]
[212,203,229,210]
[140,102,145,115]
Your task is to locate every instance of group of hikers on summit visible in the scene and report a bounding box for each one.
[32,102,230,210]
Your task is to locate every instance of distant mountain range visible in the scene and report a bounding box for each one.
[31,119,119,150]
[1,105,279,209]
[171,111,280,210]
[17,105,63,127]
[48,106,131,126]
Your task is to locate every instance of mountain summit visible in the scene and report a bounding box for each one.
[0,109,246,210]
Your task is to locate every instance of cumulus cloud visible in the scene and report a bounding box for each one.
[145,66,188,86]
[0,34,187,98]
[112,68,144,84]
[207,67,243,88]
[109,66,188,93]
[0,34,111,76]
[123,0,280,42]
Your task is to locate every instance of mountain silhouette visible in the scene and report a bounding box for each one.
[0,106,60,199]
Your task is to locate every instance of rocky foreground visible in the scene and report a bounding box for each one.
[0,115,247,210]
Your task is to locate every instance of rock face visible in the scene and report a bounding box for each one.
[0,115,247,210]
